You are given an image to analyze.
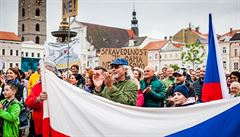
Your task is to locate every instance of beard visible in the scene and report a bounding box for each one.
[113,73,120,79]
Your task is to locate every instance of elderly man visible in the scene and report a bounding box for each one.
[140,66,166,107]
[93,58,138,106]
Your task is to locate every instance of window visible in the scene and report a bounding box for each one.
[22,36,24,41]
[149,54,152,60]
[37,53,40,57]
[16,63,19,67]
[175,53,178,57]
[22,24,25,32]
[35,36,40,44]
[10,49,13,56]
[154,53,158,60]
[22,8,25,17]
[32,53,34,57]
[16,50,19,56]
[222,47,226,54]
[35,8,40,16]
[155,66,158,72]
[223,61,226,69]
[170,54,172,58]
[234,62,238,70]
[165,54,167,58]
[2,49,5,55]
[21,51,24,56]
[35,24,40,31]
[25,52,28,57]
[10,63,13,68]
[234,49,238,57]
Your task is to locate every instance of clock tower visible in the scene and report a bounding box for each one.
[18,0,46,44]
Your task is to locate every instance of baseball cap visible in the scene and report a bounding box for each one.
[110,58,128,66]
[173,69,187,77]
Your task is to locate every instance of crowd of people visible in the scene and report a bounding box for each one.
[0,58,239,136]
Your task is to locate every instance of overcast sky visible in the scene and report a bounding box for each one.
[0,0,239,42]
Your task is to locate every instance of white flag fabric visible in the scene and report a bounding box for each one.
[42,69,240,137]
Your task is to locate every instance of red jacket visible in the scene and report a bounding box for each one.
[25,82,43,135]
[136,89,144,107]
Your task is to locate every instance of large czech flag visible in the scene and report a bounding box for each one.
[41,67,240,137]
[202,14,230,102]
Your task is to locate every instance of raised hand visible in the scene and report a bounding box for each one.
[92,72,104,92]
[103,72,114,90]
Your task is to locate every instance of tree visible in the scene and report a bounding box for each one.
[170,64,180,71]
[181,42,205,70]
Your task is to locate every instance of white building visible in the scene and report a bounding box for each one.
[160,41,183,69]
[0,31,22,72]
[21,41,44,59]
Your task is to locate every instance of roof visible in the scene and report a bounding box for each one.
[124,36,147,47]
[221,29,240,38]
[190,29,208,39]
[172,43,184,48]
[74,21,135,50]
[230,33,240,41]
[0,31,21,41]
[143,40,168,50]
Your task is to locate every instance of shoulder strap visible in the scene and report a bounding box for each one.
[3,99,15,110]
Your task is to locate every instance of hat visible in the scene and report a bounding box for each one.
[173,69,187,77]
[110,58,128,66]
[173,85,189,98]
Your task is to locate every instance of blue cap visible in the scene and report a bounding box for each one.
[173,85,189,98]
[110,58,128,66]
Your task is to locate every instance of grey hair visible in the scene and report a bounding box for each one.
[122,65,134,80]
[230,82,240,90]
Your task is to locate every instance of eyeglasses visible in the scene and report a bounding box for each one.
[110,65,121,69]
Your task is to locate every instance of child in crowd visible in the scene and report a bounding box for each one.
[0,83,22,137]
[173,85,195,107]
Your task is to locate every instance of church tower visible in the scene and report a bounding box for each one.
[18,0,46,44]
[131,5,139,37]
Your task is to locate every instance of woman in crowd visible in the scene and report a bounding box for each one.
[133,67,144,107]
[83,70,95,93]
[0,67,24,101]
[230,71,240,83]
[229,81,240,97]
[69,74,83,88]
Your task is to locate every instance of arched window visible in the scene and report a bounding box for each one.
[35,36,40,44]
[22,8,25,17]
[36,8,40,16]
[35,24,40,31]
[22,24,25,31]
[22,36,24,41]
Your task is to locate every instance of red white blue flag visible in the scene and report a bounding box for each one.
[202,14,230,102]
[41,66,240,137]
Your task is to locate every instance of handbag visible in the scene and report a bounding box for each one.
[19,94,30,129]
[19,107,30,129]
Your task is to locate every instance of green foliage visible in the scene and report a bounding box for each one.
[170,64,180,71]
[181,42,205,70]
